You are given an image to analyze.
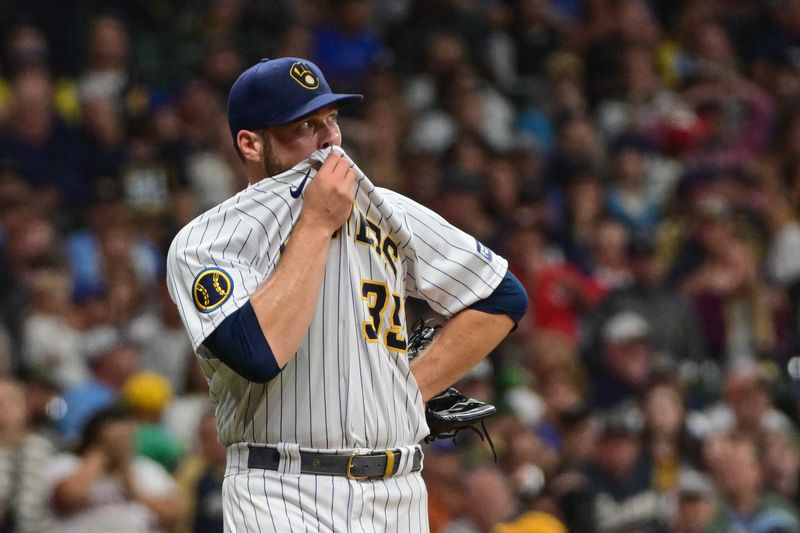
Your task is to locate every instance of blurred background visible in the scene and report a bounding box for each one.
[3,0,800,531]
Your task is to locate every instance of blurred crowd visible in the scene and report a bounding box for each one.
[3,0,800,531]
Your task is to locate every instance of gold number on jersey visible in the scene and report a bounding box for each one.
[385,292,407,352]
[361,281,388,342]
[360,280,407,353]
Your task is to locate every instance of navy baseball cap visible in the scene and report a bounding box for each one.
[227,57,363,137]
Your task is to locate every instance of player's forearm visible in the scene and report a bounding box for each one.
[250,217,333,366]
[410,309,514,402]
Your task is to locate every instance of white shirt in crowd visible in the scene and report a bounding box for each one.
[44,454,177,533]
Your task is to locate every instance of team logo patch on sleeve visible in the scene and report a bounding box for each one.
[192,268,233,313]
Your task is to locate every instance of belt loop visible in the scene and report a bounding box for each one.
[277,443,302,476]
[382,450,396,478]
[394,445,418,477]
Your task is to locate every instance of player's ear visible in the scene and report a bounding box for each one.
[236,129,265,163]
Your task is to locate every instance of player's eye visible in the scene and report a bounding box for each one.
[298,120,313,132]
[326,114,338,126]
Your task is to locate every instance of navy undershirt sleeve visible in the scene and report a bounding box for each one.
[468,269,528,324]
[203,300,282,383]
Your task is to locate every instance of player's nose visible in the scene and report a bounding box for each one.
[317,123,341,149]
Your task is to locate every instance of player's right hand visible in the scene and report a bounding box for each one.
[301,151,356,233]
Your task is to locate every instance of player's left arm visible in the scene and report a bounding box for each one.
[383,190,528,401]
[409,271,527,401]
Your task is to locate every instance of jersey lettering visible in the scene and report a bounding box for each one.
[355,212,400,276]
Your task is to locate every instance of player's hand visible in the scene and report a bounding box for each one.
[301,151,356,233]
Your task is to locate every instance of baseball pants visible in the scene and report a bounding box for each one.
[223,443,430,533]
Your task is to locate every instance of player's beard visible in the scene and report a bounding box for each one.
[261,135,292,177]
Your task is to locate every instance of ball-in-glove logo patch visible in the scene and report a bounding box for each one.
[193,268,233,313]
[290,62,320,90]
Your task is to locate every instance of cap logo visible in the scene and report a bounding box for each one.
[290,62,320,90]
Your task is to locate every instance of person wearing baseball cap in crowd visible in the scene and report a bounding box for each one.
[586,403,663,532]
[121,371,184,472]
[583,231,707,367]
[495,510,568,533]
[591,310,654,408]
[551,402,663,532]
[721,362,798,441]
[670,468,739,533]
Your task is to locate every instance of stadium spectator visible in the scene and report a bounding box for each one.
[311,0,384,95]
[760,428,800,507]
[77,15,135,106]
[584,230,707,365]
[121,371,183,472]
[174,410,226,533]
[135,279,194,393]
[563,402,662,533]
[444,465,519,533]
[678,195,775,361]
[65,196,161,302]
[0,377,53,532]
[57,328,138,442]
[720,363,798,441]
[669,469,732,533]
[604,135,667,234]
[46,404,184,532]
[0,66,89,209]
[640,375,689,493]
[508,213,605,344]
[422,442,465,533]
[163,361,212,453]
[710,434,800,532]
[591,311,654,408]
[21,261,88,389]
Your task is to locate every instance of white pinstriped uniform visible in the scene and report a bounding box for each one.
[166,146,508,532]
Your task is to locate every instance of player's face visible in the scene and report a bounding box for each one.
[262,106,341,176]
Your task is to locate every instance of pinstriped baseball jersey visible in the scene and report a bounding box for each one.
[166,146,508,450]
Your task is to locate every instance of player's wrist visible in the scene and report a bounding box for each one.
[296,212,342,238]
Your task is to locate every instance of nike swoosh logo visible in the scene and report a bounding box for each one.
[289,169,312,198]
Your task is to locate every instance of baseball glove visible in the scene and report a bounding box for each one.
[407,319,497,454]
